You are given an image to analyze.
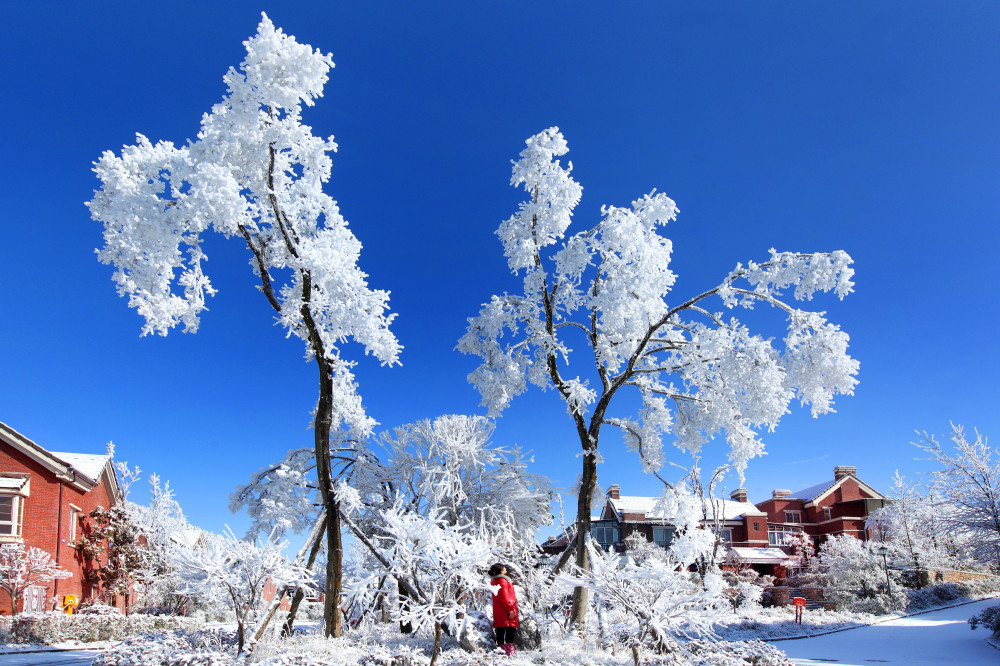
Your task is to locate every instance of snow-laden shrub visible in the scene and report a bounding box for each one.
[0,612,200,644]
[816,535,905,614]
[683,639,791,665]
[79,601,124,616]
[969,604,1000,637]
[906,578,1000,610]
[94,628,237,666]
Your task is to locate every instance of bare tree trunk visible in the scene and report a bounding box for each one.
[430,621,442,666]
[569,449,597,628]
[313,357,344,638]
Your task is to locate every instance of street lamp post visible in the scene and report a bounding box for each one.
[878,545,891,596]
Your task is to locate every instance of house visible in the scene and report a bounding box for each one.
[542,466,887,580]
[0,422,122,613]
[756,465,888,550]
[541,483,791,576]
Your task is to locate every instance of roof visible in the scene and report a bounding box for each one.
[608,495,764,523]
[49,452,111,484]
[729,547,795,564]
[767,474,886,507]
[782,480,835,501]
[0,421,119,501]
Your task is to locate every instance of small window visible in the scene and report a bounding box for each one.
[0,496,20,537]
[753,521,760,531]
[69,505,82,543]
[719,528,733,544]
[823,507,832,522]
[784,510,802,524]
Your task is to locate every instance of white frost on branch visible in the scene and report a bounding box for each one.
[459,127,859,481]
[88,13,400,435]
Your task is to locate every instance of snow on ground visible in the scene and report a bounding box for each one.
[776,597,999,665]
[0,650,101,666]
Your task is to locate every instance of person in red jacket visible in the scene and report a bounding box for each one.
[489,562,519,656]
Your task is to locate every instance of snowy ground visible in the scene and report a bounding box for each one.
[776,597,999,665]
[0,650,100,666]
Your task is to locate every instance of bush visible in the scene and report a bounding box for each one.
[0,612,200,644]
[969,604,1000,637]
[907,578,1000,611]
[94,629,235,666]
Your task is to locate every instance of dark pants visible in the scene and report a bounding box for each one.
[495,626,517,645]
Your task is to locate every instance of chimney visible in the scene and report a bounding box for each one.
[607,484,620,500]
[772,489,791,499]
[730,488,748,503]
[834,466,857,480]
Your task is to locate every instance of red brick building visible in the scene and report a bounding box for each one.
[0,422,121,613]
[755,465,887,550]
[542,467,888,579]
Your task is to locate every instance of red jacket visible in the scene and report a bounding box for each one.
[491,575,518,628]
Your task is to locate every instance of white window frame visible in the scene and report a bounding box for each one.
[784,510,802,524]
[719,528,734,544]
[0,495,22,539]
[68,504,82,544]
[768,524,801,546]
[823,507,833,522]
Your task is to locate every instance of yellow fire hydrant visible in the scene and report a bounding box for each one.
[62,594,78,615]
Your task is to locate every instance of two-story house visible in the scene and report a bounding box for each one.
[0,422,122,613]
[756,465,887,551]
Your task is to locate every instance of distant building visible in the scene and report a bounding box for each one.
[0,422,121,613]
[541,467,888,580]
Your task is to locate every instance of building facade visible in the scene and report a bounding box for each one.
[0,422,121,613]
[542,466,888,580]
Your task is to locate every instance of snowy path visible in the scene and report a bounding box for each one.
[776,598,999,665]
[0,650,99,666]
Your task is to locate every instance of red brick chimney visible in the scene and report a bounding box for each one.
[833,466,857,481]
[730,488,748,502]
[607,484,620,500]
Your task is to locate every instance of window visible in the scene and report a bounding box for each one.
[69,504,82,543]
[591,521,620,549]
[823,507,832,521]
[653,526,675,548]
[0,496,21,537]
[784,510,802,524]
[768,524,801,546]
[753,522,760,531]
[719,528,733,544]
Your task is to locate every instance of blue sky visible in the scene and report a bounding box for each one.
[2,2,998,540]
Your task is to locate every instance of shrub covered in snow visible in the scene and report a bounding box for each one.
[969,603,1000,637]
[0,612,200,644]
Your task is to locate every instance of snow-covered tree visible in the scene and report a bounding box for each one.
[79,504,148,614]
[816,534,904,614]
[0,544,72,615]
[174,528,313,653]
[344,415,552,642]
[459,127,859,623]
[915,424,1000,567]
[573,485,729,657]
[88,15,401,636]
[126,473,201,613]
[353,499,493,664]
[866,471,955,585]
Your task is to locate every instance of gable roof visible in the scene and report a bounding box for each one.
[765,473,886,507]
[0,421,119,501]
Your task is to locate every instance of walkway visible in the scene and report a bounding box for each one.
[777,597,999,665]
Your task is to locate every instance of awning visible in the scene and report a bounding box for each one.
[728,547,794,564]
[0,477,28,491]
